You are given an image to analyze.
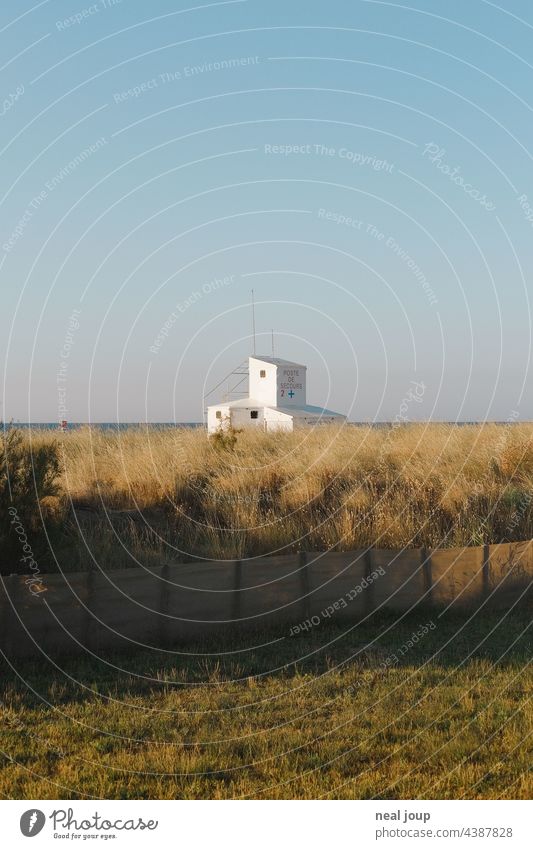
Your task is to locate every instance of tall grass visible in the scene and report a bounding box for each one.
[0,427,62,571]
[11,422,533,570]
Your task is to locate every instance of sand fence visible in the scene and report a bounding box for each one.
[0,541,531,659]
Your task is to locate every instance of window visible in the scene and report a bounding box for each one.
[216,410,222,419]
[260,370,266,378]
[250,410,259,419]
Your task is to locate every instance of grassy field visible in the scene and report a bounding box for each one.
[2,426,532,799]
[4,421,533,571]
[0,610,531,799]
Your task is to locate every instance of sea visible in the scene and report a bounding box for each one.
[6,422,203,430]
[4,421,522,431]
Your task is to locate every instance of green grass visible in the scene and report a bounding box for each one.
[1,610,531,799]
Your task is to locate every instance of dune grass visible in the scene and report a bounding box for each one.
[0,610,531,800]
[9,422,533,570]
[2,428,531,800]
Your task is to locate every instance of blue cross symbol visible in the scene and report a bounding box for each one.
[288,390,295,398]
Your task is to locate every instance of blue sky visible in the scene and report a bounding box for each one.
[2,0,533,422]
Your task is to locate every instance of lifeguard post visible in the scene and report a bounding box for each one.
[207,354,345,434]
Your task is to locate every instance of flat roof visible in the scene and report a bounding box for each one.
[208,398,263,410]
[275,405,345,418]
[208,399,345,417]
[249,355,307,369]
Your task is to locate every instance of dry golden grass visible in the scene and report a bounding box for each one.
[3,429,532,800]
[17,422,533,569]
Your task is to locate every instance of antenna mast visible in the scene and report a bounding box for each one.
[251,289,256,355]
[271,329,275,357]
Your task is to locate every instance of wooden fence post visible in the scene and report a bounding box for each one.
[232,560,242,622]
[11,576,28,657]
[84,570,96,651]
[421,547,433,604]
[364,547,376,613]
[482,544,491,598]
[159,563,170,646]
[3,576,20,658]
[0,576,8,656]
[299,551,311,619]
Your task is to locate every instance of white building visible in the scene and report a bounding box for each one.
[207,355,346,434]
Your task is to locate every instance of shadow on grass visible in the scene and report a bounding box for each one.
[1,607,531,709]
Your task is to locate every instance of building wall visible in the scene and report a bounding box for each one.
[249,357,307,407]
[249,357,278,405]
[277,364,306,407]
[231,406,266,430]
[264,407,294,432]
[207,404,230,433]
[209,405,344,434]
[209,404,298,433]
